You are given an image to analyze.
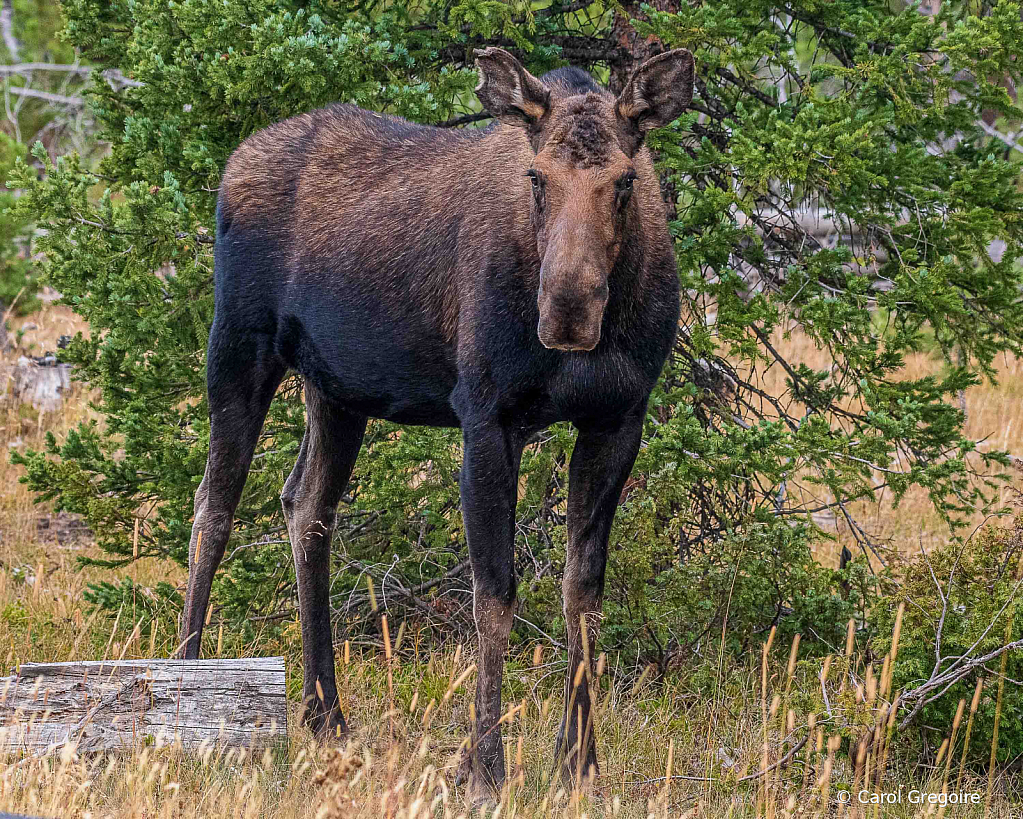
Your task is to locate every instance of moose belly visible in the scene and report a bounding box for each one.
[274,311,460,426]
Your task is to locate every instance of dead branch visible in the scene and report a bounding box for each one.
[0,63,142,89]
[0,63,91,76]
[627,734,809,785]
[897,539,1023,729]
[976,119,1023,155]
[899,637,1023,729]
[7,86,83,107]
[335,554,472,628]
[1,0,20,62]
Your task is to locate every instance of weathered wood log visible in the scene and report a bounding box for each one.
[0,657,287,754]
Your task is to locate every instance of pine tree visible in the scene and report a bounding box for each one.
[9,0,1023,674]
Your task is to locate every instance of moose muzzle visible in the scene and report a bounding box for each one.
[537,273,608,352]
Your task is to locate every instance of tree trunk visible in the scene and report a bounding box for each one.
[611,1,684,217]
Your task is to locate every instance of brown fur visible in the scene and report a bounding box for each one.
[220,89,669,357]
[541,94,618,168]
[464,588,516,800]
[220,112,317,228]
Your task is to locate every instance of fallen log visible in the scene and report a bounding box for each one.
[0,657,287,754]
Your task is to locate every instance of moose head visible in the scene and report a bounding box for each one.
[475,46,694,352]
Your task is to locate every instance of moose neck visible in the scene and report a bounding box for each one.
[602,207,652,337]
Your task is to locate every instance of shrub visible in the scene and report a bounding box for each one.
[8,0,1023,675]
[871,506,1023,764]
[0,134,37,314]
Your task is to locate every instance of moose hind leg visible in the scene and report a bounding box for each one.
[180,329,285,659]
[282,381,367,737]
[555,409,645,789]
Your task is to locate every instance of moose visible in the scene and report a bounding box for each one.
[180,46,694,802]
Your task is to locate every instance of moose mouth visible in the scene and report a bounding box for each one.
[537,319,601,352]
[536,254,609,353]
[540,329,597,351]
[537,287,607,352]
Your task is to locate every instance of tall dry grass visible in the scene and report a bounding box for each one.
[749,325,1023,569]
[0,615,1015,817]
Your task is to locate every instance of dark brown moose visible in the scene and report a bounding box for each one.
[180,46,694,803]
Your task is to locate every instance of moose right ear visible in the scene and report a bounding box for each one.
[615,49,695,154]
[474,48,550,128]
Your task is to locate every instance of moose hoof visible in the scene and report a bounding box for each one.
[560,761,599,795]
[303,704,348,741]
[554,742,599,794]
[466,773,501,809]
[455,749,503,808]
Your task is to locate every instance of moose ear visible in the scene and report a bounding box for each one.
[616,49,695,152]
[474,47,551,128]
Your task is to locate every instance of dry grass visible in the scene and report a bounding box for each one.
[0,303,1021,817]
[0,625,1015,818]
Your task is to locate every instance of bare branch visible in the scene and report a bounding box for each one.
[7,87,83,107]
[0,63,91,76]
[628,734,809,785]
[899,637,1023,728]
[436,112,490,128]
[1,0,20,62]
[976,119,1023,155]
[0,64,142,90]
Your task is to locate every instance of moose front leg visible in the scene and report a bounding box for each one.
[555,407,645,788]
[457,419,525,805]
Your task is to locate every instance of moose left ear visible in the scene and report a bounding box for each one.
[474,47,551,128]
[615,49,695,152]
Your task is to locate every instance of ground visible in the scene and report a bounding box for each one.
[0,301,1019,817]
